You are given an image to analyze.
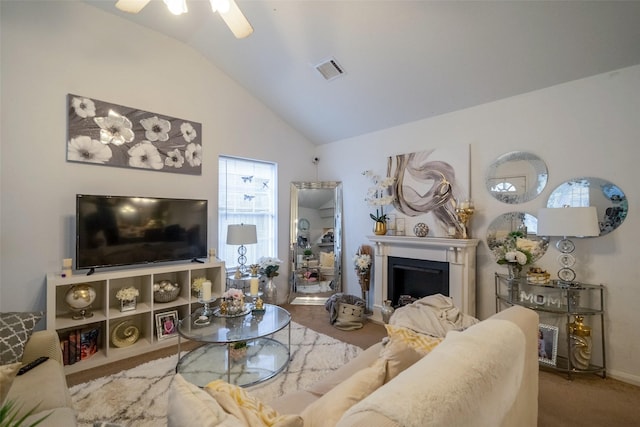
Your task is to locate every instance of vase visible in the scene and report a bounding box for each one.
[373,221,387,235]
[381,300,395,324]
[120,297,136,312]
[507,263,522,280]
[264,277,277,304]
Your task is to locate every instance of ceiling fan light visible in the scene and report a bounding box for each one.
[163,0,188,15]
[219,0,253,39]
[209,0,230,14]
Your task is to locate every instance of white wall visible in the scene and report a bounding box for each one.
[0,2,316,310]
[318,65,640,385]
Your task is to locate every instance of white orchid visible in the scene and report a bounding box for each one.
[363,170,395,222]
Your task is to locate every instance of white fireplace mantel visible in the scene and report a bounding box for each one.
[367,235,479,322]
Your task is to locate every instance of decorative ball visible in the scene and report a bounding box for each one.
[65,284,97,311]
[413,222,429,237]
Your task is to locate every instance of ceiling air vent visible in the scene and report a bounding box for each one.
[314,57,345,81]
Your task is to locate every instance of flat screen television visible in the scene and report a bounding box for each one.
[76,194,208,271]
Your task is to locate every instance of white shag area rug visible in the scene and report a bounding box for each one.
[70,321,362,427]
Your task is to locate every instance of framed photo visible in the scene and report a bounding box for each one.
[538,324,559,366]
[156,310,178,341]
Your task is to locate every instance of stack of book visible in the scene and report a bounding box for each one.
[60,326,100,365]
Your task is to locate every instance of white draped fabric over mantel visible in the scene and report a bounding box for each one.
[367,236,479,322]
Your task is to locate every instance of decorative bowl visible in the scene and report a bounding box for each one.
[154,280,180,303]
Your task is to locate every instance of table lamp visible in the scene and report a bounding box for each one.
[226,223,257,276]
[537,206,599,283]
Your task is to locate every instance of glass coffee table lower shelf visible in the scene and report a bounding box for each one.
[176,303,292,388]
[177,338,290,387]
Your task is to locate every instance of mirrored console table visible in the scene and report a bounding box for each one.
[495,273,606,380]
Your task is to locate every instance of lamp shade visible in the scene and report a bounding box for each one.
[226,224,257,245]
[537,207,600,237]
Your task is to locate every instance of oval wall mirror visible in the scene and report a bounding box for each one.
[546,177,628,236]
[486,211,549,262]
[485,151,548,204]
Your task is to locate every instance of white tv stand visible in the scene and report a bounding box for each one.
[46,260,225,374]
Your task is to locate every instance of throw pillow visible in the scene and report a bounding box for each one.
[384,324,442,356]
[205,380,303,427]
[0,362,21,405]
[167,374,244,427]
[380,324,443,383]
[300,357,387,427]
[0,312,44,365]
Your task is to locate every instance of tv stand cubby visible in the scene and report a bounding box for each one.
[46,260,225,374]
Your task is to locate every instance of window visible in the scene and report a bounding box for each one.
[218,156,277,271]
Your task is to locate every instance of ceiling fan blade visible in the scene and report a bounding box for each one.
[115,0,151,14]
[218,0,253,39]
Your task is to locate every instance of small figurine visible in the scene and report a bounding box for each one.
[255,297,264,310]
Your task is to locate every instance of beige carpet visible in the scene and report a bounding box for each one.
[69,321,362,427]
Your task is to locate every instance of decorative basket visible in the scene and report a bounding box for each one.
[154,288,179,303]
[334,302,365,331]
[154,280,180,303]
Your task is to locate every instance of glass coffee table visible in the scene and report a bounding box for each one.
[176,303,291,387]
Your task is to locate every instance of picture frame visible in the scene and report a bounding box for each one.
[155,310,178,341]
[538,323,559,366]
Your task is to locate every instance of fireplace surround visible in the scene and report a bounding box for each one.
[368,235,479,323]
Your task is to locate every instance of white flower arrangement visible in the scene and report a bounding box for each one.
[353,253,372,273]
[492,232,538,266]
[192,277,206,293]
[259,256,283,278]
[222,288,244,300]
[363,170,395,222]
[115,286,139,301]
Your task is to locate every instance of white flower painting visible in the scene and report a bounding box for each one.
[66,94,202,175]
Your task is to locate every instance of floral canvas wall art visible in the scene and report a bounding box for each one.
[66,94,202,175]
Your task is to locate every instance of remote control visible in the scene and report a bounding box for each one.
[17,356,49,375]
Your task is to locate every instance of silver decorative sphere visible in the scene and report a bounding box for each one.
[65,284,97,319]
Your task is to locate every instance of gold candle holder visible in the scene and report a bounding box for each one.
[455,199,475,239]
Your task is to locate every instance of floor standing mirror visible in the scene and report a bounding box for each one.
[289,181,342,305]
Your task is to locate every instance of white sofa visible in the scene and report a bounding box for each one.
[169,304,538,427]
[4,330,77,426]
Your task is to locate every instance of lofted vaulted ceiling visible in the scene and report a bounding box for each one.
[86,0,640,145]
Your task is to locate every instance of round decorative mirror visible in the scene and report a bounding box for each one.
[486,211,549,262]
[485,151,548,204]
[547,177,628,236]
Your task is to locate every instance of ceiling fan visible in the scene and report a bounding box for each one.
[115,0,253,39]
